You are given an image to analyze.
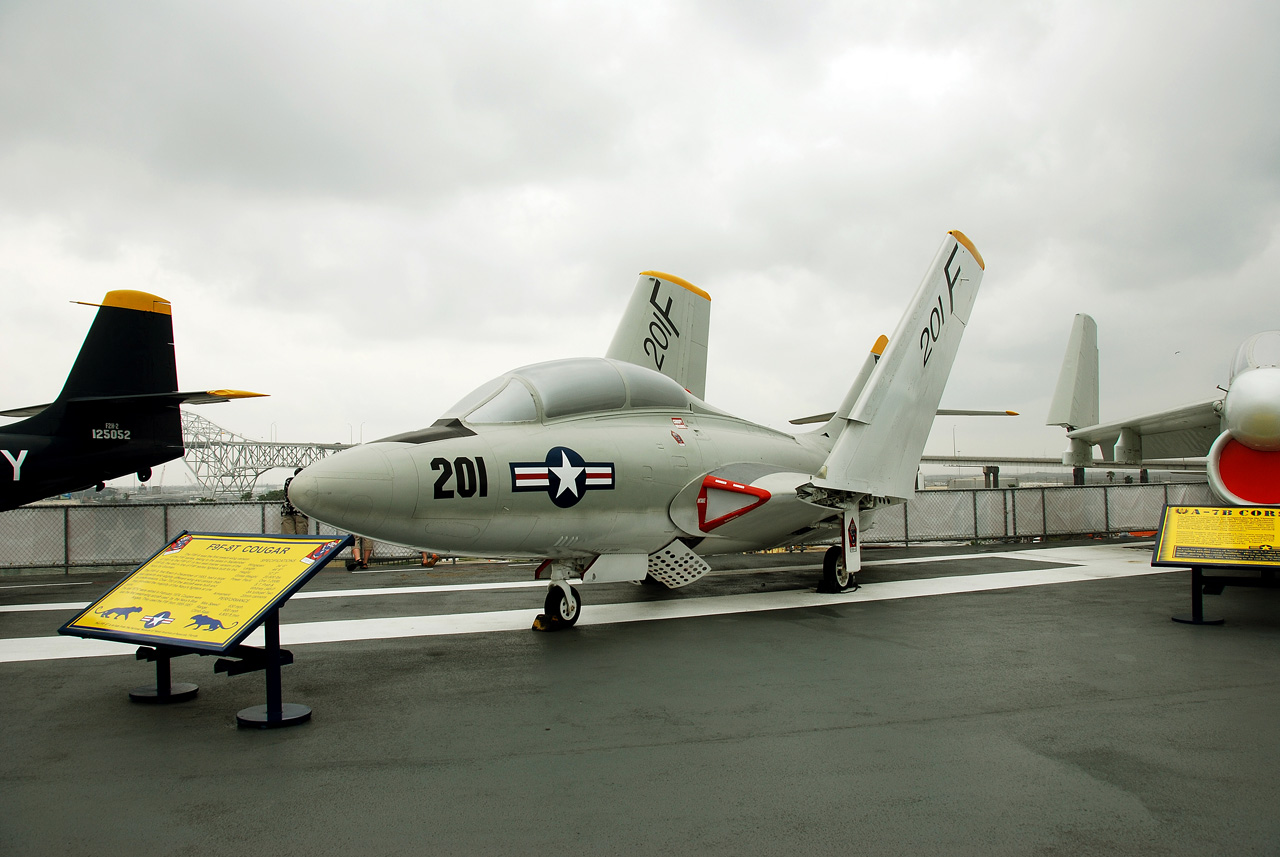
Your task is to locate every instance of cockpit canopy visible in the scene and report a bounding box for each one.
[1231,331,1280,380]
[441,358,699,424]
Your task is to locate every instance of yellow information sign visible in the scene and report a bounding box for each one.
[61,532,352,652]
[1152,506,1280,569]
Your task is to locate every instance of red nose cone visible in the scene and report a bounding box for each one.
[1218,439,1280,504]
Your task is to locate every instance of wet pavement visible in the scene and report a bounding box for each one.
[3,541,1279,856]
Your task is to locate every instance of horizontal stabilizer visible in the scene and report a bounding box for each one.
[178,389,268,406]
[809,231,985,502]
[791,407,1016,425]
[936,409,1019,417]
[0,402,52,419]
[0,389,266,420]
[606,272,711,399]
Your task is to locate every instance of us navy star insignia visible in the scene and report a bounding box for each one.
[510,447,615,508]
[548,451,584,498]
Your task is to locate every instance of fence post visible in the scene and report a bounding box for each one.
[63,506,70,574]
[1003,489,1009,537]
[1103,485,1111,535]
[972,490,979,540]
[1010,489,1019,538]
[903,503,910,547]
[163,504,169,541]
[1041,487,1048,538]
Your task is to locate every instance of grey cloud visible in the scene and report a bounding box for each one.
[1,0,1276,457]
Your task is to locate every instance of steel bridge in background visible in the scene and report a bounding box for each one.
[180,411,350,497]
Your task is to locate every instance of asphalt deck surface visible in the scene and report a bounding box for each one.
[3,540,1280,856]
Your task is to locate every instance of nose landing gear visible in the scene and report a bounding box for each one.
[533,580,582,631]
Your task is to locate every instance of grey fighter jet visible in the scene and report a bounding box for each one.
[290,231,986,629]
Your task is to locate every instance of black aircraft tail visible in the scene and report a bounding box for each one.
[60,290,181,402]
[6,291,194,447]
[0,291,263,508]
[3,290,263,430]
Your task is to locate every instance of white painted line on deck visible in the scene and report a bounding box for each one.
[0,579,552,614]
[294,580,549,599]
[0,544,1178,663]
[0,543,1161,614]
[0,602,94,613]
[0,581,94,590]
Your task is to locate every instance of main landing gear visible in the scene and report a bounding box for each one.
[819,545,856,593]
[533,581,582,632]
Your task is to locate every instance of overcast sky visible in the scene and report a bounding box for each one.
[2,1,1276,487]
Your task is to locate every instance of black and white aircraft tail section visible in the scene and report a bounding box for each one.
[606,272,711,399]
[1,290,263,510]
[809,230,986,504]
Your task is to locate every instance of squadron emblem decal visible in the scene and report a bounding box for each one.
[511,447,614,508]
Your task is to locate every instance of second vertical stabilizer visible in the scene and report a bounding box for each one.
[1046,313,1099,430]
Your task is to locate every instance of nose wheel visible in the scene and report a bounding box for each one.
[533,582,582,631]
[819,545,855,593]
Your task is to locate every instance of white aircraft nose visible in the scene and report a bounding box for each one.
[290,443,408,531]
[1224,367,1280,451]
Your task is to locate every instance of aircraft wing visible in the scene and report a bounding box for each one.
[1067,398,1220,460]
[0,389,266,420]
[605,271,711,399]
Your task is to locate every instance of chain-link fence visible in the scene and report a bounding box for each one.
[864,481,1217,545]
[0,482,1220,572]
[0,501,423,571]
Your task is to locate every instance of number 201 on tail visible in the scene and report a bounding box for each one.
[919,243,965,367]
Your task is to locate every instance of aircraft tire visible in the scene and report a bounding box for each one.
[821,545,851,592]
[544,584,582,627]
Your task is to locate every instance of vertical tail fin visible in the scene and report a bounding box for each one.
[1045,313,1099,431]
[59,290,178,401]
[605,272,711,399]
[809,231,985,502]
[10,291,183,446]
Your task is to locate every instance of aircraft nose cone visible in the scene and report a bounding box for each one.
[1224,367,1280,451]
[290,444,409,532]
[284,470,327,517]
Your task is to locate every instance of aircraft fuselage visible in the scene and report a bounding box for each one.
[290,410,837,559]
[0,427,182,508]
